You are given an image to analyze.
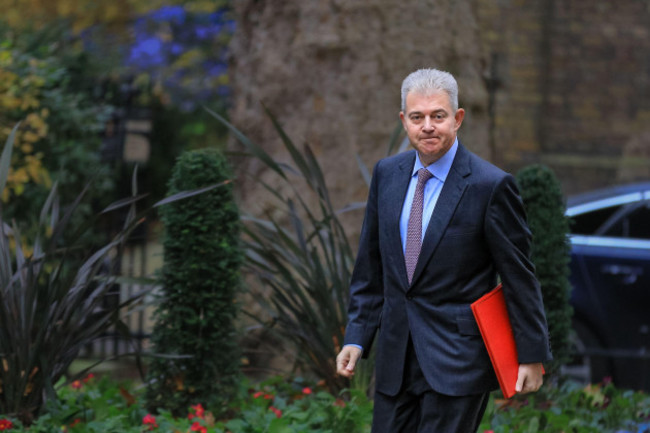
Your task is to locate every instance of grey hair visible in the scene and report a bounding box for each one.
[400,69,459,113]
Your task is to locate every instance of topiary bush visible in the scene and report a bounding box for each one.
[516,164,573,376]
[145,148,243,415]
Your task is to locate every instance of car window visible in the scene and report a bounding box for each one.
[602,202,650,239]
[570,205,623,235]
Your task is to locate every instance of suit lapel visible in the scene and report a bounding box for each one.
[409,144,472,288]
[384,152,415,288]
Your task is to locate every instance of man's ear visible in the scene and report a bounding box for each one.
[454,108,465,130]
[400,111,407,129]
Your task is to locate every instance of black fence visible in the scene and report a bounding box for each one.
[79,239,157,360]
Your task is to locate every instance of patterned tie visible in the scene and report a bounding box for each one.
[405,168,433,284]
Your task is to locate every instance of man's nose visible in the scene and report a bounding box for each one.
[423,116,434,130]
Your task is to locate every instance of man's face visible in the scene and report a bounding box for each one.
[400,90,465,166]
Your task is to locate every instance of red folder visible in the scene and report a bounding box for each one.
[471,284,520,398]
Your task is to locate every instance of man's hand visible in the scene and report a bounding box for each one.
[336,345,362,378]
[515,363,544,394]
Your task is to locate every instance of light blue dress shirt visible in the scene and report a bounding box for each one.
[344,139,459,355]
[399,139,458,251]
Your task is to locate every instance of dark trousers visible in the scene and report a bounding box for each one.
[372,338,489,433]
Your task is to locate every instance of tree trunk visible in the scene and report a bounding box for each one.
[228,0,490,239]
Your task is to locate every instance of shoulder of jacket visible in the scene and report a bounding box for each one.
[461,146,510,182]
[376,150,415,170]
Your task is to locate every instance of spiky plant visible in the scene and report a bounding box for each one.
[205,107,405,395]
[0,124,224,424]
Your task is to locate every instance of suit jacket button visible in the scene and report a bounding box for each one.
[406,296,413,300]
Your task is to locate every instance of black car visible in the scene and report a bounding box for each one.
[563,182,650,390]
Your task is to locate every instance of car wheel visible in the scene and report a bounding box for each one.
[561,319,611,385]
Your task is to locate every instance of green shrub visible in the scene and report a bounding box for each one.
[480,380,650,432]
[0,36,116,239]
[516,164,573,376]
[145,148,243,415]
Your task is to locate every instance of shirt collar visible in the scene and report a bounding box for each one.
[412,138,458,182]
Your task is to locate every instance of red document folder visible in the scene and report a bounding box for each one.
[471,284,520,398]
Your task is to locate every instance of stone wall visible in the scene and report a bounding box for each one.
[543,1,650,192]
[229,0,650,218]
[475,0,650,194]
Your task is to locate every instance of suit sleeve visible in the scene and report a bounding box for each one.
[484,174,553,364]
[343,161,384,358]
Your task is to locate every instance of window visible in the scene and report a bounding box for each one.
[570,205,622,235]
[603,203,650,239]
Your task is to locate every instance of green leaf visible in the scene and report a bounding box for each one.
[385,120,404,156]
[268,416,292,433]
[355,154,372,187]
[225,418,248,429]
[204,104,287,180]
[0,123,20,197]
[153,180,231,207]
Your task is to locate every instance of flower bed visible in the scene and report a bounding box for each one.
[2,374,649,432]
[2,374,371,433]
[479,379,650,433]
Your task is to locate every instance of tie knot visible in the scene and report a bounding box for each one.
[417,168,433,184]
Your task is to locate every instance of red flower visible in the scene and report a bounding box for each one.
[82,373,95,383]
[190,421,207,433]
[302,387,312,395]
[484,431,495,433]
[269,406,282,418]
[0,418,13,430]
[142,414,158,430]
[252,390,274,400]
[69,419,81,427]
[70,380,82,390]
[333,398,346,408]
[188,403,205,420]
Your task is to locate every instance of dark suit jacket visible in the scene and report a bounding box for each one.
[343,143,552,397]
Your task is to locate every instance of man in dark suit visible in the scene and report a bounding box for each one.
[336,68,552,432]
